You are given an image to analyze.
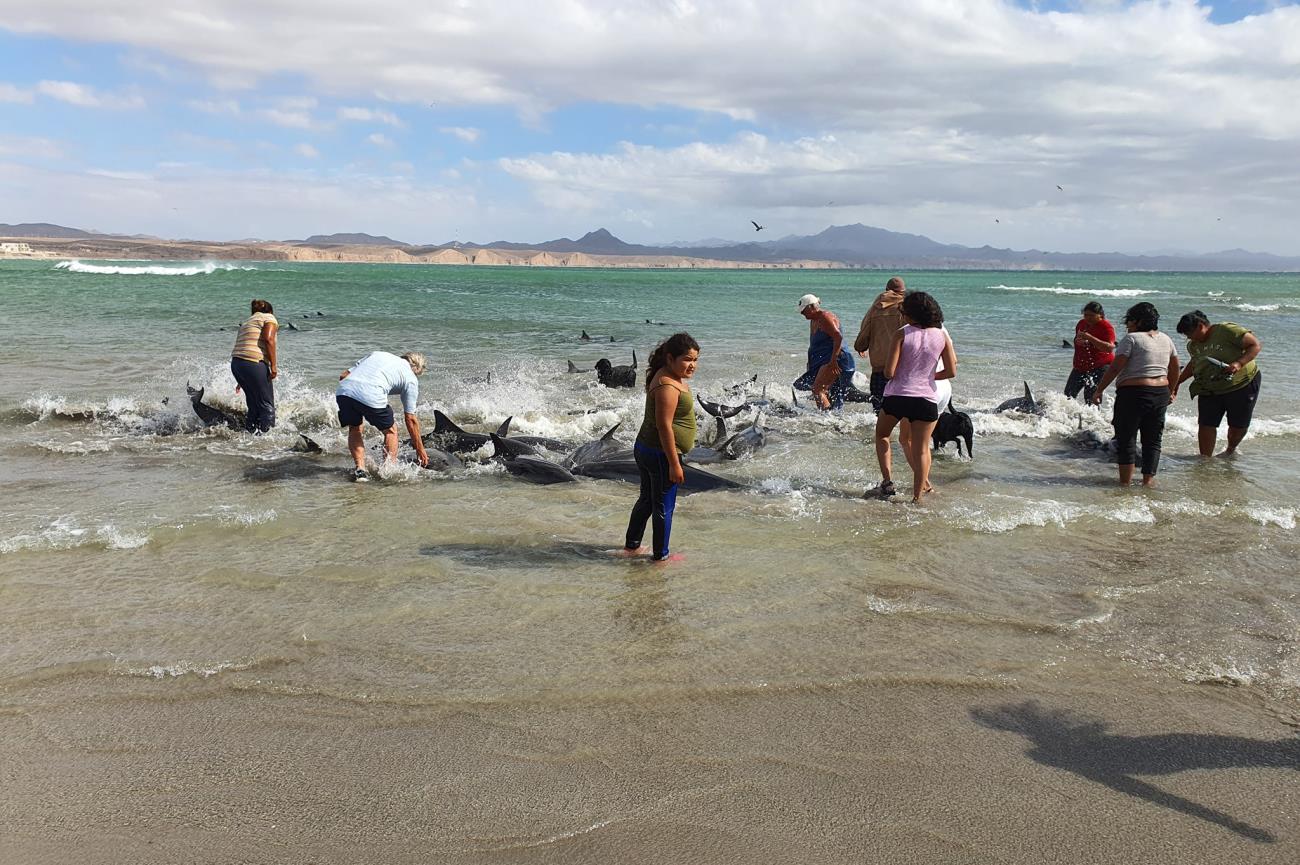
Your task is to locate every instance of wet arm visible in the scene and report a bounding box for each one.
[404,413,429,466]
[263,322,278,378]
[935,335,957,381]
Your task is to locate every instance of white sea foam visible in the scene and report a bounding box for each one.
[118,659,258,679]
[1233,303,1281,312]
[1243,506,1296,530]
[0,517,147,553]
[218,508,278,527]
[54,260,255,276]
[993,285,1160,297]
[34,439,112,455]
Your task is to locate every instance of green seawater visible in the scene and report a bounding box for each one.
[1,259,1298,711]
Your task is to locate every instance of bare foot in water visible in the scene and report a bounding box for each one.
[615,546,650,558]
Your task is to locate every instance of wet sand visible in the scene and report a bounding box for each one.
[3,679,1296,864]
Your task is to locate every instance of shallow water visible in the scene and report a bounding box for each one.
[1,260,1297,721]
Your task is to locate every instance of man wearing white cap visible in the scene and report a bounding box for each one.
[794,294,856,410]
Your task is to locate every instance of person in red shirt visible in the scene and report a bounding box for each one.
[1065,301,1116,403]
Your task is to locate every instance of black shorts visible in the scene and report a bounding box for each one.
[1197,372,1261,429]
[881,395,939,423]
[336,394,395,431]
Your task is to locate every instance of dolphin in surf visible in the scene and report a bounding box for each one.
[186,384,244,430]
[565,423,624,468]
[994,382,1043,415]
[567,360,590,373]
[571,458,747,493]
[489,434,578,484]
[425,411,513,453]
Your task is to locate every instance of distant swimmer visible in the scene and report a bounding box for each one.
[751,220,764,232]
[623,332,700,562]
[336,350,430,480]
[229,299,279,433]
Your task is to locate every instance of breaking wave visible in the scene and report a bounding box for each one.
[993,285,1160,297]
[54,260,256,276]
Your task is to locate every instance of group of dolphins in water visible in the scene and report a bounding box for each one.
[189,370,1119,494]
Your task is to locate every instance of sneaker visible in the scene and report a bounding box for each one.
[352,468,370,483]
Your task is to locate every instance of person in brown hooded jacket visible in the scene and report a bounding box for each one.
[854,276,907,410]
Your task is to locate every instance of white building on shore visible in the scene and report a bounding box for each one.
[1,241,34,255]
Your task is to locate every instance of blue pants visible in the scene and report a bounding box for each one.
[230,357,275,433]
[625,443,679,560]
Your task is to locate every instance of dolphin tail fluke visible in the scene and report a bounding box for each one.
[496,416,513,437]
[713,416,728,447]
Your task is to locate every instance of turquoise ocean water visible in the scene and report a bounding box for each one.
[1,259,1297,716]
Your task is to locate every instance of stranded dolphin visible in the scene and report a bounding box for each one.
[425,411,513,453]
[994,382,1042,415]
[186,384,244,430]
[571,458,747,493]
[565,423,624,467]
[489,434,578,484]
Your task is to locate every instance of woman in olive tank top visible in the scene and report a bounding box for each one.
[623,332,700,562]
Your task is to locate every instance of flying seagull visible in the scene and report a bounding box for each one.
[994,218,1000,223]
[1056,185,1063,191]
[751,221,764,232]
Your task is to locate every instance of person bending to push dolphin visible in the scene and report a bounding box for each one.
[623,333,699,562]
[794,294,855,410]
[873,292,957,503]
[336,350,429,481]
[230,299,278,433]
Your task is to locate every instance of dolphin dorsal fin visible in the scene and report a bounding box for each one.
[791,387,799,407]
[488,432,507,458]
[567,360,578,373]
[496,416,513,437]
[581,330,590,339]
[1023,381,1032,399]
[631,349,638,368]
[602,422,621,440]
[434,409,464,434]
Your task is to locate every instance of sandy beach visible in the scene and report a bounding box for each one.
[4,676,1297,864]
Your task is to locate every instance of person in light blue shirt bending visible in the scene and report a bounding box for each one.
[336,350,430,481]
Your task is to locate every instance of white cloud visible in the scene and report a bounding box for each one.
[439,126,481,143]
[36,80,144,109]
[0,83,34,103]
[256,107,313,128]
[295,142,320,158]
[367,132,394,148]
[339,106,404,127]
[188,98,241,115]
[0,135,63,159]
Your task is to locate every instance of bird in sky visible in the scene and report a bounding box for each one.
[1056,185,1063,191]
[994,218,1000,223]
[751,221,764,232]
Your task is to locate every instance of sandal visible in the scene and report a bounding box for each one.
[877,480,896,498]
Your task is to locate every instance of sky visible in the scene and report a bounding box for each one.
[1,0,1298,254]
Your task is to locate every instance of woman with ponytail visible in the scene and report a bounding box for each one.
[623,332,700,562]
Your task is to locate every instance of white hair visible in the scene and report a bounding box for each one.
[401,351,427,375]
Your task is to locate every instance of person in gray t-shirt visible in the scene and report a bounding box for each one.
[1091,302,1180,487]
[336,351,430,480]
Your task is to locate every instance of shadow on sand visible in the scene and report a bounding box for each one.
[971,700,1299,843]
[418,541,621,569]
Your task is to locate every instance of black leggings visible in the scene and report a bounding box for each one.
[625,443,680,560]
[1112,385,1169,476]
[230,357,275,433]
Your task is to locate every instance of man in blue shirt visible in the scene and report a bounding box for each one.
[336,351,430,480]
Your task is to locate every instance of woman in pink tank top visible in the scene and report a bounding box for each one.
[873,292,957,503]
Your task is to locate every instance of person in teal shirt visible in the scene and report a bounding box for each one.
[1174,311,1263,457]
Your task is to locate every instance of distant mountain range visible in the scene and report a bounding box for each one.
[5,222,1300,271]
